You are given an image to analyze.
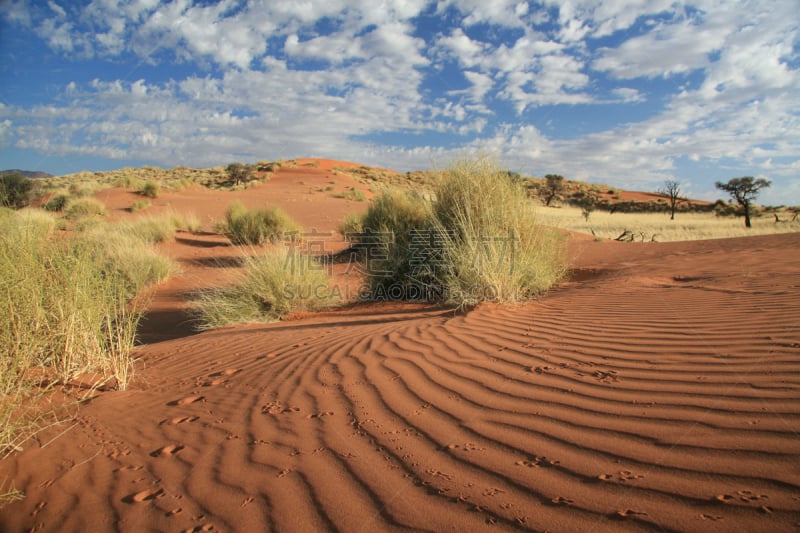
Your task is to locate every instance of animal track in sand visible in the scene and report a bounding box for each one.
[170,395,205,406]
[30,501,47,517]
[445,442,486,452]
[114,465,143,473]
[261,401,300,415]
[306,410,334,419]
[161,415,199,425]
[715,490,769,504]
[125,487,165,503]
[615,509,648,518]
[151,444,185,458]
[515,455,560,468]
[211,368,240,377]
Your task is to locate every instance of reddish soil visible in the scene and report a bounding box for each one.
[1,159,798,532]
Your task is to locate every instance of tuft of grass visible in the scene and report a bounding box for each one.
[130,199,151,212]
[112,212,180,244]
[357,157,567,306]
[339,212,364,239]
[431,158,567,306]
[64,197,107,219]
[139,180,161,198]
[0,210,175,399]
[193,245,335,329]
[360,189,434,294]
[222,201,302,245]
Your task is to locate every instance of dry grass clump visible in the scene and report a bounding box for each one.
[354,157,567,305]
[432,158,567,305]
[0,209,176,462]
[221,201,301,245]
[139,180,161,198]
[130,199,151,212]
[193,245,335,329]
[64,197,107,219]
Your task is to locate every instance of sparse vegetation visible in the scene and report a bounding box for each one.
[44,193,70,212]
[0,173,33,209]
[226,162,256,187]
[541,174,565,206]
[357,157,567,306]
[538,205,800,241]
[140,180,161,198]
[716,176,771,228]
[193,245,335,328]
[222,201,302,245]
[0,209,175,460]
[64,197,107,219]
[130,199,151,212]
[659,180,682,220]
[339,212,364,239]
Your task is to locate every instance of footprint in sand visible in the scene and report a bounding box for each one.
[161,415,199,426]
[261,401,300,415]
[515,456,560,468]
[125,487,165,504]
[151,444,185,458]
[306,411,334,419]
[30,501,47,517]
[551,496,574,506]
[114,465,143,473]
[212,368,240,377]
[170,395,205,406]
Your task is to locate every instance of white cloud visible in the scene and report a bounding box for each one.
[1,0,798,202]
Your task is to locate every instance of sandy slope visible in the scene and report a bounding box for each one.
[1,166,799,532]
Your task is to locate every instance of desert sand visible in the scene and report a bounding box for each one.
[1,160,799,532]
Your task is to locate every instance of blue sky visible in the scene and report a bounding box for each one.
[1,0,798,204]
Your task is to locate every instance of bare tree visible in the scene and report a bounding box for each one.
[659,180,682,220]
[541,174,565,206]
[715,177,771,228]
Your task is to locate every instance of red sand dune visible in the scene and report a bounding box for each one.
[1,162,799,532]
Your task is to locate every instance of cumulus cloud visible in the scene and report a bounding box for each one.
[0,0,798,201]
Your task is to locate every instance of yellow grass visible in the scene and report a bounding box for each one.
[537,205,800,242]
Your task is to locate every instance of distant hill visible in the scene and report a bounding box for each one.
[0,169,54,180]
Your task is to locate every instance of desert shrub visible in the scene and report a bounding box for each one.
[0,173,33,209]
[358,158,567,306]
[139,180,161,198]
[223,201,301,245]
[193,245,335,328]
[44,193,70,212]
[360,188,434,295]
[431,158,567,305]
[64,197,107,219]
[130,199,151,212]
